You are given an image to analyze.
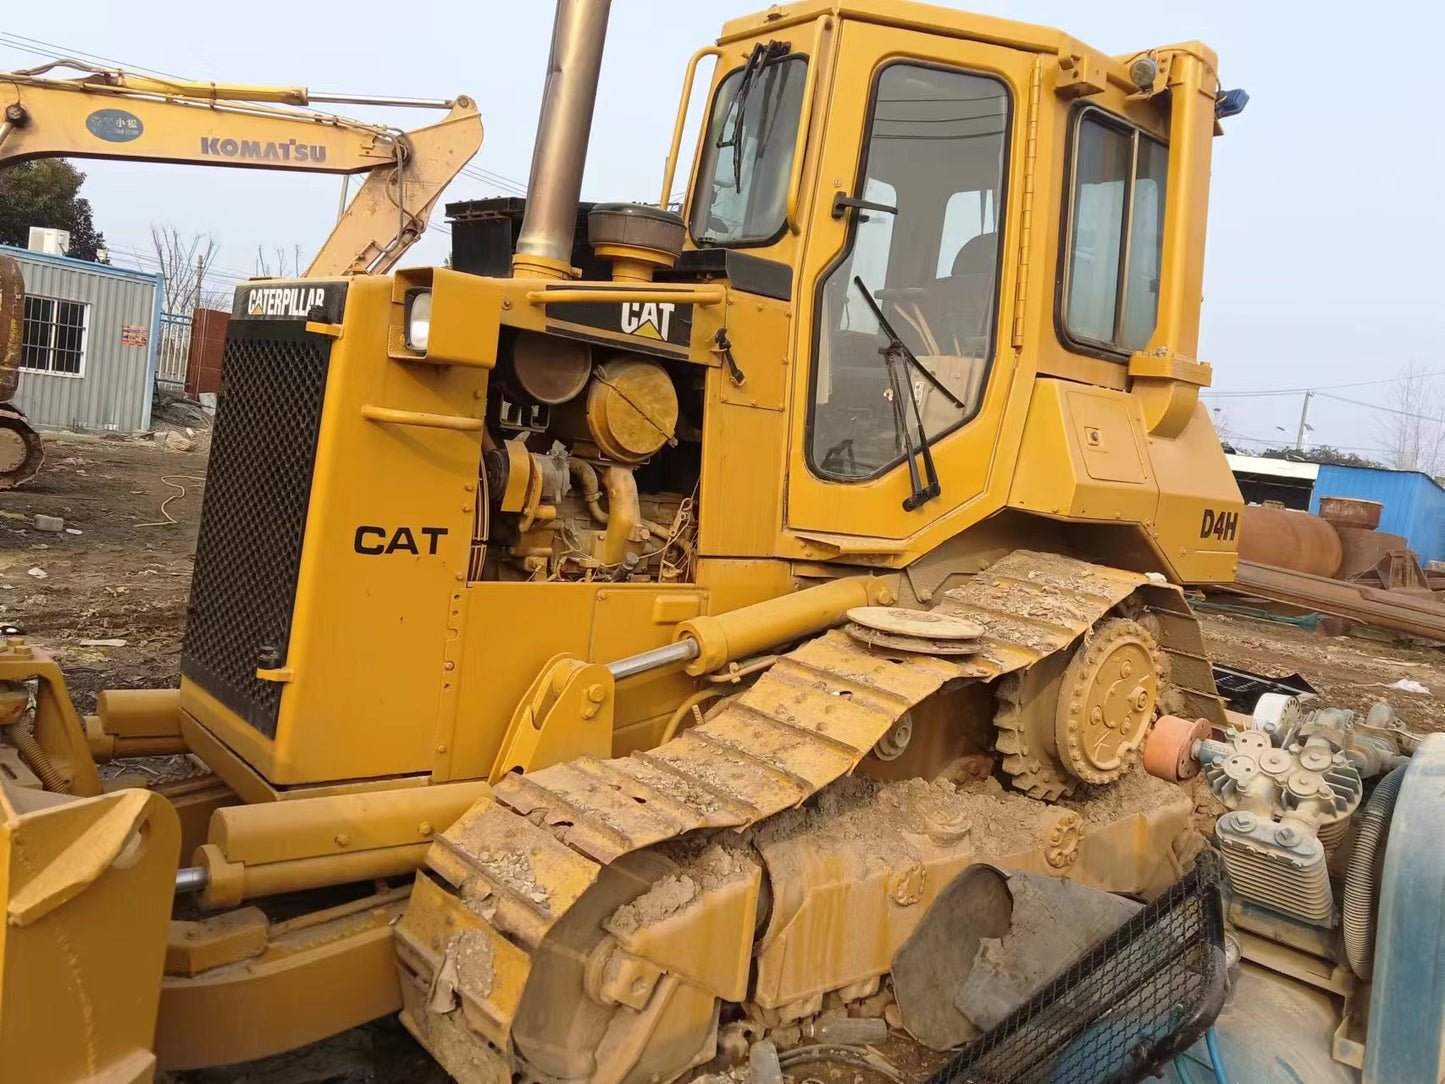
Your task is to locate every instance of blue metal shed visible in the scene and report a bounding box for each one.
[2,243,163,434]
[1309,465,1445,564]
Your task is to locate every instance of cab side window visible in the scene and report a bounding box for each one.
[1063,110,1168,354]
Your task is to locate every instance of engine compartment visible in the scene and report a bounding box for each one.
[476,328,703,584]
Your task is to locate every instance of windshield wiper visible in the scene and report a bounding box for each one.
[717,40,790,191]
[852,276,955,511]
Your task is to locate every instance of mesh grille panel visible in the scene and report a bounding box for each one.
[182,322,331,738]
[927,853,1226,1084]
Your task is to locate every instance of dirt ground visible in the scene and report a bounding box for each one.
[1196,609,1445,733]
[0,430,206,713]
[4,433,1445,1083]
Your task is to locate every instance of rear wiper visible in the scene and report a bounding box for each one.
[852,276,952,511]
[717,41,790,190]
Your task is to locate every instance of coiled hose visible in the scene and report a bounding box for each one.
[1342,763,1407,980]
[6,723,69,792]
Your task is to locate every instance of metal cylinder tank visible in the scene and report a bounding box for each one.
[1238,505,1343,578]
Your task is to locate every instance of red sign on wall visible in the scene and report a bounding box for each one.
[121,324,149,347]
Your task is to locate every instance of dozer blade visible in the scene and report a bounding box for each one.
[0,782,180,1083]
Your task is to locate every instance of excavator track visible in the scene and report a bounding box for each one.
[398,552,1226,1084]
[0,407,43,490]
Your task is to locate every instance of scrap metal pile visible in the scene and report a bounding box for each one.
[1221,499,1445,639]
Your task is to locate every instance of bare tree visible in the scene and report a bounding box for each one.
[150,225,226,313]
[1208,405,1237,446]
[1378,364,1445,475]
[254,243,306,278]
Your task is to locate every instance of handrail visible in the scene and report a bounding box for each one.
[360,406,483,432]
[526,287,726,307]
[657,45,723,209]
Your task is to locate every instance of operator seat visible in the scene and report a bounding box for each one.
[908,231,998,430]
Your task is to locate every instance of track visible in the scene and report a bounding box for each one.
[397,552,1225,1084]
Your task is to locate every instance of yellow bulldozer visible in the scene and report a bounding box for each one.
[2,3,1441,1083]
[0,62,482,487]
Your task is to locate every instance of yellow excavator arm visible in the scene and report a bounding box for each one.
[0,61,483,275]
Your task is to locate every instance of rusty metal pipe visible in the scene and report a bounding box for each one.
[513,0,612,278]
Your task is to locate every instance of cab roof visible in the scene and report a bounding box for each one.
[718,1,1215,79]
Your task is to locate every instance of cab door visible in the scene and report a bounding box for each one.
[785,21,1036,542]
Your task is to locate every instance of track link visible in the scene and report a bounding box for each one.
[399,551,1225,1084]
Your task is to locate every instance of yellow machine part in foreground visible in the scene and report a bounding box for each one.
[0,782,179,1083]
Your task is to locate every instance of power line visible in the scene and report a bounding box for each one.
[1203,369,1445,399]
[0,32,185,80]
[1314,392,1445,427]
[459,166,528,196]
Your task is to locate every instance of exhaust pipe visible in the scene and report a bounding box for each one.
[512,0,612,280]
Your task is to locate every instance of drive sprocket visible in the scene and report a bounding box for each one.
[995,617,1166,798]
[1055,617,1163,785]
[994,649,1074,801]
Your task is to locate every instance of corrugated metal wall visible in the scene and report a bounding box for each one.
[1310,465,1445,563]
[2,244,161,434]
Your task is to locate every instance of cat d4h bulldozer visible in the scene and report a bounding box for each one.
[2,3,1441,1083]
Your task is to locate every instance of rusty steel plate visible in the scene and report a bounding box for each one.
[846,606,984,641]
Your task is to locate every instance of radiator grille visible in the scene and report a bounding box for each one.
[927,853,1226,1084]
[181,322,331,738]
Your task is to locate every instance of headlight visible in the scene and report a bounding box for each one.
[404,289,432,352]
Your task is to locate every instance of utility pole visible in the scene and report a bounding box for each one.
[1295,390,1313,450]
[194,254,205,313]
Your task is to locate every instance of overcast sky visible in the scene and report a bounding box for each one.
[6,0,1442,459]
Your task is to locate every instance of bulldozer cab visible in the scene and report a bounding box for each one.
[667,4,1234,578]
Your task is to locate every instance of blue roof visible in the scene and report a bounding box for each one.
[0,242,163,288]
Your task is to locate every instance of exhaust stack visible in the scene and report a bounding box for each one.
[512,0,612,280]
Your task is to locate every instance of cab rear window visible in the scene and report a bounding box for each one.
[1062,110,1168,355]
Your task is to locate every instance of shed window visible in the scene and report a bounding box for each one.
[1063,110,1168,354]
[21,295,88,376]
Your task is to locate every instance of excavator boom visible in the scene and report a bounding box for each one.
[0,61,483,486]
[0,61,483,275]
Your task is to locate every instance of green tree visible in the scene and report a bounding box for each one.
[0,160,107,260]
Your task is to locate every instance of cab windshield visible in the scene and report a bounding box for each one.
[689,50,807,247]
